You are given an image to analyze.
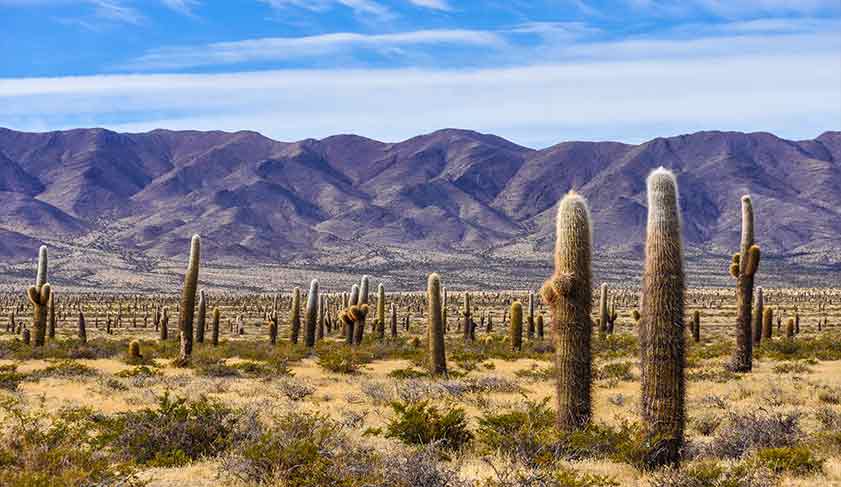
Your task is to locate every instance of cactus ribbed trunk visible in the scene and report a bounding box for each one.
[599,283,608,334]
[541,191,593,432]
[510,301,523,351]
[47,292,56,339]
[290,287,301,344]
[536,314,544,339]
[160,307,169,341]
[785,318,795,338]
[376,284,385,340]
[462,292,472,341]
[28,246,51,347]
[427,273,447,377]
[78,310,87,344]
[731,196,760,372]
[178,235,201,363]
[211,307,220,346]
[526,291,535,339]
[196,290,207,344]
[752,287,763,345]
[691,310,700,343]
[317,295,325,340]
[390,303,398,338]
[639,168,685,468]
[304,279,319,348]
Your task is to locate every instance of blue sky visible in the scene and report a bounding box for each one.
[1,0,839,148]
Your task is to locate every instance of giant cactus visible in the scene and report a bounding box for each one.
[527,291,535,339]
[639,168,685,468]
[290,287,302,344]
[27,246,51,347]
[304,279,319,347]
[177,235,200,363]
[427,273,447,376]
[196,290,207,344]
[730,196,760,372]
[211,307,220,346]
[376,283,385,340]
[752,287,763,345]
[540,191,592,431]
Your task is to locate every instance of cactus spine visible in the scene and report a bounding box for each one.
[178,235,200,363]
[304,279,319,347]
[195,290,207,344]
[290,287,301,344]
[541,191,593,431]
[730,196,760,372]
[639,168,685,468]
[28,246,51,347]
[752,287,763,345]
[510,300,523,351]
[427,273,447,377]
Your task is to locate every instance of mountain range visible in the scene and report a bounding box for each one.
[0,126,839,276]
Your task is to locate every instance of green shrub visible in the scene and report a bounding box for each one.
[388,367,430,380]
[754,446,823,475]
[594,361,635,382]
[115,365,162,378]
[772,362,812,374]
[100,392,252,467]
[385,400,473,451]
[317,348,364,374]
[0,364,28,391]
[32,360,97,379]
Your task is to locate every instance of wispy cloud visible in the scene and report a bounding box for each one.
[260,0,394,20]
[408,0,451,11]
[626,0,841,18]
[121,29,506,70]
[160,0,200,17]
[0,0,145,25]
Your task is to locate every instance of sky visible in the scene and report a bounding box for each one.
[0,0,839,148]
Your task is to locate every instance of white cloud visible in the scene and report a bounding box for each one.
[408,0,451,11]
[259,0,393,20]
[121,29,505,70]
[2,49,838,148]
[0,0,145,24]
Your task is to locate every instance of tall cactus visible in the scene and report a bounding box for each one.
[317,295,326,340]
[752,287,763,345]
[304,279,319,347]
[177,235,200,363]
[47,292,56,339]
[691,310,700,342]
[390,303,398,338]
[462,292,472,341]
[28,245,51,347]
[290,287,301,344]
[598,283,609,334]
[211,307,220,346]
[360,275,370,305]
[427,273,447,377]
[526,291,535,339]
[761,307,773,340]
[195,290,207,344]
[510,300,523,351]
[160,307,169,341]
[376,283,385,340]
[730,196,760,372]
[540,191,593,431]
[78,309,87,344]
[639,168,685,468]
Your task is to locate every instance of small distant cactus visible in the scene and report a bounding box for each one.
[526,291,535,339]
[211,307,220,346]
[27,246,51,347]
[541,191,593,432]
[128,340,142,359]
[598,283,609,334]
[639,168,685,468]
[177,235,201,363]
[691,310,700,342]
[290,287,301,344]
[390,303,398,338]
[22,327,30,345]
[78,310,87,344]
[510,301,523,351]
[376,283,385,340]
[462,292,472,341]
[160,307,169,341]
[785,318,795,338]
[536,313,544,339]
[752,287,763,345]
[47,292,56,339]
[195,290,207,344]
[304,279,319,348]
[427,273,447,377]
[730,196,760,372]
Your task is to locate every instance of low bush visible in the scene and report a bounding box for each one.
[385,400,473,451]
[753,446,823,476]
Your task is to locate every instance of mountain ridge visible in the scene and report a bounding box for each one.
[0,126,839,270]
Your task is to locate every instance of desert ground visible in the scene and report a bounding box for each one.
[0,286,839,487]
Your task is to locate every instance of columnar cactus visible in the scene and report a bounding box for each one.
[304,279,319,347]
[376,283,385,340]
[47,292,56,339]
[752,287,763,345]
[510,301,523,351]
[360,275,370,305]
[730,196,760,372]
[427,273,447,376]
[527,291,535,339]
[78,309,87,344]
[211,307,220,346]
[639,168,685,468]
[785,318,795,338]
[317,295,326,340]
[759,307,772,340]
[290,287,301,344]
[390,303,398,338]
[178,235,201,363]
[195,290,207,343]
[536,313,544,339]
[160,307,169,341]
[691,310,700,342]
[28,246,51,347]
[540,191,593,432]
[598,283,609,334]
[462,292,472,341]
[128,340,142,359]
